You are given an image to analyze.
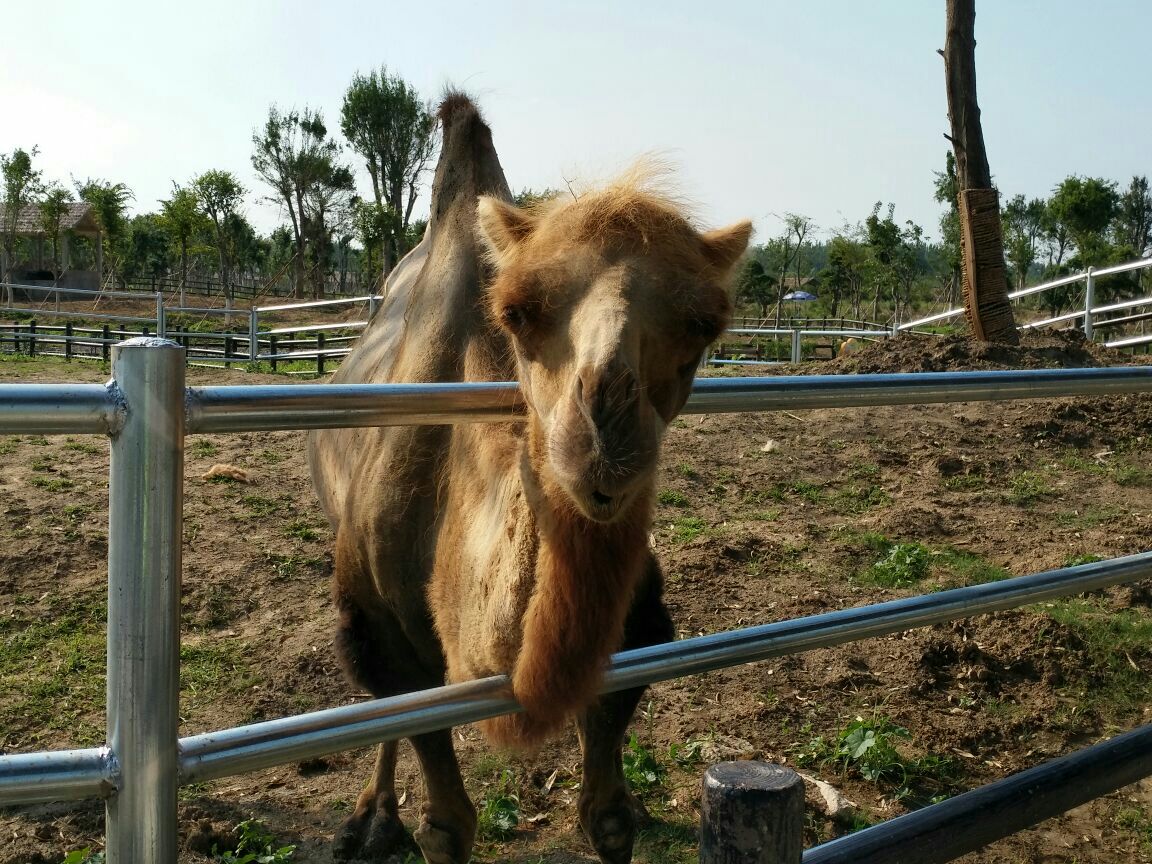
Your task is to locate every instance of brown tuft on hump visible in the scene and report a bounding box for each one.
[437,89,482,126]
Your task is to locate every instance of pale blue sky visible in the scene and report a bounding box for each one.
[3,1,1149,245]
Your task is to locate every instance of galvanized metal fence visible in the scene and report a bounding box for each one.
[2,342,1152,862]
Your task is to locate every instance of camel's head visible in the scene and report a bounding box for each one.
[478,180,751,523]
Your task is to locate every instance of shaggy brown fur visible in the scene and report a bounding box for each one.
[308,92,750,864]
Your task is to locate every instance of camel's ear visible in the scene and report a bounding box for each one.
[477,196,536,265]
[699,220,754,273]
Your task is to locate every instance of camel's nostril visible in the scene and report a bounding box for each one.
[591,490,613,507]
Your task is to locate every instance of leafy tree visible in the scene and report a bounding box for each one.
[75,178,133,288]
[1,147,43,300]
[351,197,389,288]
[340,67,437,275]
[932,151,962,307]
[866,203,926,322]
[1001,195,1046,291]
[513,187,563,208]
[158,183,209,305]
[253,106,347,298]
[1048,176,1119,270]
[302,161,355,298]
[822,235,868,318]
[123,214,170,289]
[735,255,778,319]
[191,170,246,308]
[1112,176,1152,293]
[38,183,74,279]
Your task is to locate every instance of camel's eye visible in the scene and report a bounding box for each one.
[501,304,531,333]
[687,314,725,344]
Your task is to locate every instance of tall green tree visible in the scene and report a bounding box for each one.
[158,183,209,305]
[932,151,962,307]
[1047,175,1119,268]
[1,147,43,300]
[735,255,778,319]
[302,161,355,298]
[1113,175,1152,293]
[822,235,869,319]
[1001,195,1046,291]
[191,169,246,308]
[253,106,346,298]
[123,214,170,290]
[38,183,73,279]
[340,67,437,276]
[75,178,133,288]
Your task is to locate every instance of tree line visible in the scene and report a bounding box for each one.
[1,66,436,305]
[737,159,1152,326]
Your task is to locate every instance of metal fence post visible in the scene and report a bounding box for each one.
[1084,267,1095,341]
[790,329,802,364]
[106,338,185,863]
[700,761,804,863]
[248,308,259,363]
[155,293,165,338]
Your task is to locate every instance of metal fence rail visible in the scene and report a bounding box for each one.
[2,342,1152,862]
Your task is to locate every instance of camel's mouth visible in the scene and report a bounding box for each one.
[580,487,625,523]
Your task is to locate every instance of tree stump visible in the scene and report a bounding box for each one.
[700,761,804,864]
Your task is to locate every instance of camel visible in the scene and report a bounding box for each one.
[307,92,751,864]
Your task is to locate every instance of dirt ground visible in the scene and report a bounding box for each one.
[3,330,1152,863]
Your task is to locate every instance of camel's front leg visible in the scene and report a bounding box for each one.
[333,740,417,860]
[577,686,650,864]
[577,557,675,864]
[409,730,478,864]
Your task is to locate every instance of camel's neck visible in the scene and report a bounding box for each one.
[482,444,653,748]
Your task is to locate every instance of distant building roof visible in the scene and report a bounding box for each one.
[1,201,101,236]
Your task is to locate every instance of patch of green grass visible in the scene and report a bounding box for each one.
[63,439,102,455]
[793,716,959,805]
[829,483,891,515]
[0,593,107,746]
[30,454,57,471]
[634,818,698,864]
[1114,805,1152,848]
[0,438,16,455]
[180,641,257,695]
[935,548,1009,586]
[1038,598,1152,715]
[62,850,104,864]
[1055,504,1125,530]
[258,448,286,464]
[942,473,987,491]
[622,730,666,795]
[657,489,690,507]
[212,818,296,863]
[1060,451,1152,487]
[1064,553,1103,567]
[262,552,324,580]
[673,462,697,479]
[668,517,706,544]
[190,438,221,458]
[284,519,323,541]
[861,542,931,588]
[476,770,520,841]
[1007,470,1055,506]
[29,475,75,491]
[241,494,282,517]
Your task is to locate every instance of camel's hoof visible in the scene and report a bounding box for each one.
[581,795,638,864]
[413,815,473,864]
[332,808,415,861]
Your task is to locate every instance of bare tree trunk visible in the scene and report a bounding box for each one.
[944,0,1018,344]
